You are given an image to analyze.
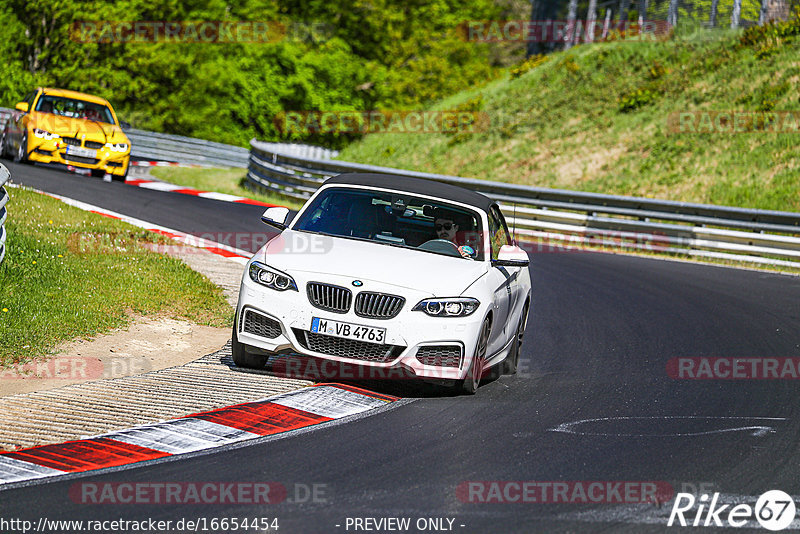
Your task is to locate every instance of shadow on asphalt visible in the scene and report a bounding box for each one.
[218,352,496,398]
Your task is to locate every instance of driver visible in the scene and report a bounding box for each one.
[434,211,473,259]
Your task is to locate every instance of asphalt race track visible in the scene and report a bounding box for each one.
[3,162,800,533]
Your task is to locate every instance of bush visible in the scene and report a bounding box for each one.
[509,54,548,79]
[739,8,800,48]
[618,86,660,112]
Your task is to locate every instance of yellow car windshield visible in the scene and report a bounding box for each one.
[35,95,115,125]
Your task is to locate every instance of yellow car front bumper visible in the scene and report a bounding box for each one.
[27,137,130,177]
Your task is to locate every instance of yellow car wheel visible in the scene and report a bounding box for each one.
[0,131,9,159]
[13,133,29,164]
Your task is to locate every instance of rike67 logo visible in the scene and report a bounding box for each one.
[668,490,796,531]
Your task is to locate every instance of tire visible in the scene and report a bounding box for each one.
[231,316,268,369]
[13,133,28,163]
[116,162,129,182]
[0,130,9,159]
[502,302,529,375]
[458,318,490,395]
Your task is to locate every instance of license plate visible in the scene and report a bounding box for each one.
[310,317,386,344]
[66,146,97,158]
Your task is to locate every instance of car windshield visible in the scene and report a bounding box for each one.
[292,187,485,260]
[35,95,115,124]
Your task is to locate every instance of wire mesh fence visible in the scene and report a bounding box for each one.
[521,0,796,54]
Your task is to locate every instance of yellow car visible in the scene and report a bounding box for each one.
[0,88,131,180]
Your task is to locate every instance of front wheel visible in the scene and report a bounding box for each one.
[457,318,490,395]
[502,302,529,375]
[13,133,28,163]
[0,130,9,159]
[114,162,129,182]
[231,317,268,369]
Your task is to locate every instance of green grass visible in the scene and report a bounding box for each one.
[337,27,800,213]
[148,167,305,210]
[0,187,232,365]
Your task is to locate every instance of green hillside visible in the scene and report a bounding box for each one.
[338,22,800,212]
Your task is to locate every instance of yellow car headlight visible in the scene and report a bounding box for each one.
[33,128,59,140]
[104,142,129,153]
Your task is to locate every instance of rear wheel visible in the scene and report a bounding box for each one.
[231,316,268,369]
[458,318,490,395]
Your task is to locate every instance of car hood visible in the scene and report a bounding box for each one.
[259,230,488,296]
[29,112,129,143]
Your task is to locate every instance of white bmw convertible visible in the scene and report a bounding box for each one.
[232,173,532,394]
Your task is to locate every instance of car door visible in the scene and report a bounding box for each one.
[484,207,513,356]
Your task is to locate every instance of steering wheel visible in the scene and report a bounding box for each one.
[418,239,462,258]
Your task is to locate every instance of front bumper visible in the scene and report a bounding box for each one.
[27,137,129,176]
[236,271,486,381]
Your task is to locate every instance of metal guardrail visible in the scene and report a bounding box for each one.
[248,138,800,269]
[1,106,337,168]
[0,163,9,266]
[126,129,251,167]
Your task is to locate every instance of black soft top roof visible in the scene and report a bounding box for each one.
[322,173,495,212]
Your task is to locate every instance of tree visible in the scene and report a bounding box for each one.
[638,0,648,25]
[709,0,720,27]
[617,0,632,28]
[732,0,742,27]
[668,0,680,26]
[565,0,580,49]
[526,0,560,56]
[586,0,599,42]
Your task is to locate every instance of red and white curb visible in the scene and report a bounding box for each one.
[0,384,397,485]
[9,184,253,264]
[125,177,278,208]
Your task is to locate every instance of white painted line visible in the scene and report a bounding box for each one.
[270,386,390,419]
[127,179,258,204]
[103,419,261,454]
[133,181,183,192]
[130,161,214,168]
[549,416,787,437]
[0,456,65,483]
[199,191,247,202]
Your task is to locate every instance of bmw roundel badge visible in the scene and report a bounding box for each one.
[352,280,363,287]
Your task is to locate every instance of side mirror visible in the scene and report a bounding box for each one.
[261,206,290,230]
[15,102,29,113]
[119,120,131,130]
[492,244,530,267]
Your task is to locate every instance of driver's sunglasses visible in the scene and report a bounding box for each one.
[435,223,454,231]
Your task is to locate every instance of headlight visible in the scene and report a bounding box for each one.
[413,298,480,317]
[33,128,59,140]
[104,142,129,152]
[248,261,298,292]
